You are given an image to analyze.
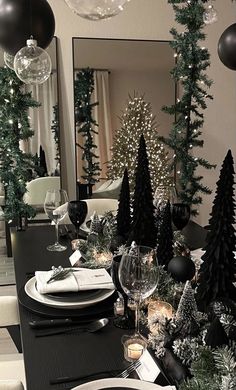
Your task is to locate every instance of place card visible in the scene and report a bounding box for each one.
[69,249,82,266]
[136,349,160,382]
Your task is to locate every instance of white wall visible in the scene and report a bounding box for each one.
[110,69,174,138]
[48,0,236,227]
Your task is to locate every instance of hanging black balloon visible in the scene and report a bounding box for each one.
[0,0,55,55]
[218,23,236,71]
[167,255,196,283]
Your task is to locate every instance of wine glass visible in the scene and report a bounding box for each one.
[111,255,135,330]
[172,203,190,230]
[68,200,88,238]
[44,189,68,252]
[118,246,158,336]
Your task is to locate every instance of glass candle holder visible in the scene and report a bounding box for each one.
[121,335,147,362]
[148,300,173,334]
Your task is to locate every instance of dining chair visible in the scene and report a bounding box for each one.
[0,297,26,388]
[0,296,21,353]
[0,380,24,390]
[58,198,119,228]
[23,176,61,220]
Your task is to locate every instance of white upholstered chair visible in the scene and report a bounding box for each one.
[0,380,24,390]
[59,198,118,229]
[23,176,61,221]
[0,297,26,389]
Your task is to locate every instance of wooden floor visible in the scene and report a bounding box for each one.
[0,220,18,355]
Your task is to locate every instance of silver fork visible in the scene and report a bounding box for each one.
[117,360,141,378]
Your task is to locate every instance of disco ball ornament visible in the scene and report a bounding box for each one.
[14,38,52,85]
[64,0,130,21]
[218,23,236,71]
[203,4,218,25]
[4,52,15,70]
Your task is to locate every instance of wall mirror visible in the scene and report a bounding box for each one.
[73,38,175,189]
[0,37,61,216]
[73,38,176,189]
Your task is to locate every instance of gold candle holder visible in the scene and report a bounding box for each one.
[121,335,147,362]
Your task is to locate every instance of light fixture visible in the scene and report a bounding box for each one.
[4,52,15,70]
[14,37,52,85]
[203,3,218,25]
[64,0,130,21]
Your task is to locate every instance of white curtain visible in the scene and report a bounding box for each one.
[21,73,58,175]
[93,70,113,179]
[76,70,113,183]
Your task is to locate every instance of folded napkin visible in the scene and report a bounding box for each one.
[35,268,114,295]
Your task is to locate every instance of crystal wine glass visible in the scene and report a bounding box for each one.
[118,245,158,336]
[111,255,135,330]
[44,189,68,252]
[172,203,190,231]
[68,200,88,238]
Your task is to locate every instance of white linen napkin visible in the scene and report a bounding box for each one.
[35,268,114,294]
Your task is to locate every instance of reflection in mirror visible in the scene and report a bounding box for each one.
[0,37,61,220]
[73,38,175,196]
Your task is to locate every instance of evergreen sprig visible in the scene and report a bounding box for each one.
[160,0,216,215]
[0,67,40,221]
[74,68,101,184]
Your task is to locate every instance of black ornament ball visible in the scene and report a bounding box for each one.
[167,256,196,283]
[0,0,55,55]
[218,23,236,71]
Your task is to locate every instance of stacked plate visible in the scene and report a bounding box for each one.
[24,276,115,309]
[71,378,175,389]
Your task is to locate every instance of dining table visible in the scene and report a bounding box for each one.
[11,222,207,390]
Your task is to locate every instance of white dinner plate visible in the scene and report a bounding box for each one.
[24,276,115,309]
[71,378,175,390]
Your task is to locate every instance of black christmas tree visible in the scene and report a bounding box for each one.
[196,150,236,311]
[117,168,131,241]
[157,200,173,268]
[127,134,157,248]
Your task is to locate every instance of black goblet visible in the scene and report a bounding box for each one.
[68,200,88,238]
[111,255,135,330]
[172,203,190,230]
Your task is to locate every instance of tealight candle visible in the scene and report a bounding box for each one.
[127,343,144,360]
[148,300,174,334]
[121,335,147,362]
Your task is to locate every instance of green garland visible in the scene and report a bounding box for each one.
[74,68,101,184]
[0,67,40,222]
[160,0,216,215]
[51,103,60,173]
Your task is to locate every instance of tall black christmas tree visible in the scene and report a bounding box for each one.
[0,67,40,223]
[157,200,173,269]
[116,168,131,242]
[196,150,236,311]
[127,134,157,248]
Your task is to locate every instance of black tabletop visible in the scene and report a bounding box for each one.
[11,222,206,390]
[11,226,170,390]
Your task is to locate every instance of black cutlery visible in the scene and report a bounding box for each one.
[35,317,109,337]
[29,318,78,329]
[50,360,141,385]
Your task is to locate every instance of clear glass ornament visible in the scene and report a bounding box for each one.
[203,4,218,25]
[4,52,15,70]
[14,38,52,85]
[64,0,130,21]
